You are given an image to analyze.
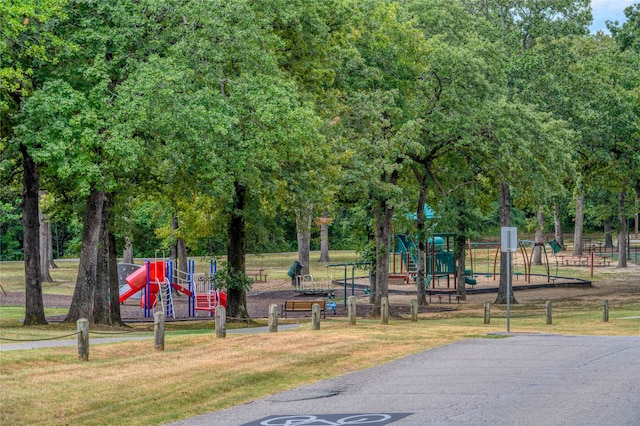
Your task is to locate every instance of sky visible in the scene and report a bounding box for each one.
[590,0,636,33]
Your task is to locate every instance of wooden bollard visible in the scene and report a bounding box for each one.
[268,304,278,332]
[154,311,165,351]
[484,302,490,324]
[381,297,389,325]
[603,300,609,322]
[77,318,89,361]
[215,306,226,338]
[348,296,357,326]
[546,300,552,325]
[410,299,418,322]
[312,303,321,330]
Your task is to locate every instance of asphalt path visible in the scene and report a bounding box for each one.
[167,334,640,426]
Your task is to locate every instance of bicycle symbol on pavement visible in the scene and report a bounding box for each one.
[242,413,411,426]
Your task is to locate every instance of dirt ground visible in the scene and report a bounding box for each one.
[2,264,639,322]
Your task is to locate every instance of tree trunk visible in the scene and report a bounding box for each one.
[93,193,112,324]
[415,185,428,306]
[177,237,187,279]
[495,182,516,304]
[372,196,394,316]
[572,195,585,256]
[21,144,47,326]
[603,218,614,248]
[635,196,640,240]
[296,204,313,275]
[123,236,134,264]
[48,223,57,269]
[64,189,105,323]
[533,208,544,265]
[319,213,330,263]
[108,229,124,326]
[367,226,376,304]
[617,192,627,268]
[170,213,178,263]
[226,181,249,319]
[553,202,564,250]
[38,194,53,282]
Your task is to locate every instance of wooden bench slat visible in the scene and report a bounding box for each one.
[283,300,326,318]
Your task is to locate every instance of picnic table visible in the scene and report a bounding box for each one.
[425,289,461,304]
[246,268,268,282]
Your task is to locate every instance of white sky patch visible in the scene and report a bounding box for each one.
[590,0,636,33]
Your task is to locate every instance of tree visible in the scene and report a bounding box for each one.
[465,0,591,301]
[38,191,53,282]
[115,0,330,319]
[406,0,503,303]
[14,0,177,323]
[2,0,67,325]
[608,3,640,53]
[334,1,430,315]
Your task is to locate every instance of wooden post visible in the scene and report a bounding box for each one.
[77,318,89,361]
[484,302,490,324]
[410,299,418,322]
[268,304,278,332]
[381,297,389,325]
[154,311,165,351]
[348,296,356,326]
[215,306,226,338]
[546,300,552,325]
[312,303,321,330]
[603,300,609,322]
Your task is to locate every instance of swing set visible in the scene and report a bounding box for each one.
[467,239,560,284]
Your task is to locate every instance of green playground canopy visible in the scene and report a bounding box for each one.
[405,204,437,220]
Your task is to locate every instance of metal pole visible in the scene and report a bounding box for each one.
[506,250,511,333]
[351,264,355,296]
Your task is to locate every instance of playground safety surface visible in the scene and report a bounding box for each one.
[3,265,637,323]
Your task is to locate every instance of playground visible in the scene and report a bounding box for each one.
[3,255,637,323]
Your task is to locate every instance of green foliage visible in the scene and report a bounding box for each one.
[608,3,640,53]
[0,195,22,260]
[214,262,253,292]
[4,0,639,270]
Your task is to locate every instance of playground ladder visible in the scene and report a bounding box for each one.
[158,278,175,319]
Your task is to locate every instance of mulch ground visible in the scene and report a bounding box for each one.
[3,265,638,322]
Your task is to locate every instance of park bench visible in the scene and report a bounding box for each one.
[282,300,326,318]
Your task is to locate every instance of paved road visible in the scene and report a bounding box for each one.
[168,334,640,426]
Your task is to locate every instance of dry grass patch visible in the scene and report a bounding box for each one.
[1,321,471,426]
[2,309,638,425]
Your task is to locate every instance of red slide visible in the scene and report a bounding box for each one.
[118,261,166,304]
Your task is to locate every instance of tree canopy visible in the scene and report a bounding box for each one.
[3,0,639,322]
